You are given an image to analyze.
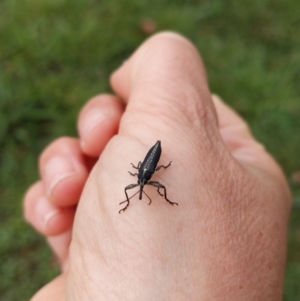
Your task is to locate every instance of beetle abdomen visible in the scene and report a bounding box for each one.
[138,140,162,183]
[141,140,161,171]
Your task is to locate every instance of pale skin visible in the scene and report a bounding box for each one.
[24,32,291,300]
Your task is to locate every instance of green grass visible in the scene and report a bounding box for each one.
[0,0,299,299]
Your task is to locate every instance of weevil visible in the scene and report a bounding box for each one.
[119,140,178,213]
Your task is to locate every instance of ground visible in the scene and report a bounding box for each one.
[0,0,299,299]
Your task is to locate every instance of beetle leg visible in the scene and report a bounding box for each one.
[131,161,141,169]
[125,183,139,202]
[147,181,178,206]
[157,187,164,197]
[155,161,172,171]
[128,171,138,177]
[119,183,140,213]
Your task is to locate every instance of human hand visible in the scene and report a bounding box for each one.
[25,32,291,301]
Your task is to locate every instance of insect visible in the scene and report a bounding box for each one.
[119,140,178,213]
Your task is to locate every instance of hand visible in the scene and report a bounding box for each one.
[25,32,291,301]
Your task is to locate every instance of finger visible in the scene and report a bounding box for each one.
[211,94,287,180]
[39,137,89,206]
[212,94,263,153]
[78,94,125,157]
[110,32,220,154]
[47,230,72,268]
[24,182,75,236]
[30,274,66,301]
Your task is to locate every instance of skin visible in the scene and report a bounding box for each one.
[24,32,291,301]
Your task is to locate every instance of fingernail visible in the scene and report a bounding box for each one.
[43,156,76,197]
[79,108,113,138]
[35,197,60,231]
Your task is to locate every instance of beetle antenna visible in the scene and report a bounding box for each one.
[143,191,152,205]
[127,190,140,201]
[119,190,140,205]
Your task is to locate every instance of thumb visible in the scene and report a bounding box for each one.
[110,32,221,156]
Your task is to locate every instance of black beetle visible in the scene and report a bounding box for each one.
[119,140,178,213]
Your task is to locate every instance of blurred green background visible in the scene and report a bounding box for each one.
[0,0,299,299]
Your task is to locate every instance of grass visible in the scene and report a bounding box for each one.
[0,0,299,299]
